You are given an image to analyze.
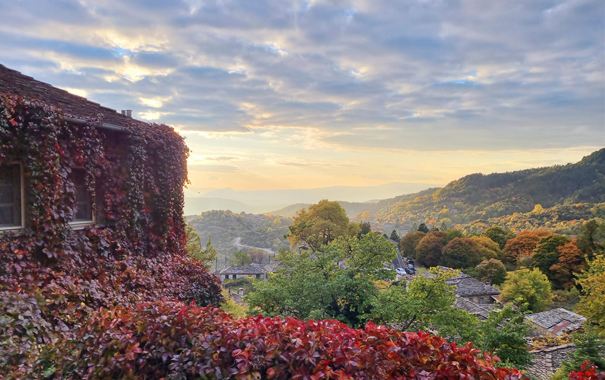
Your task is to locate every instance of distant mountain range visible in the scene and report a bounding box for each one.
[183,182,441,216]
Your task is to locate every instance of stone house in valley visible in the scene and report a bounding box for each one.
[526,308,586,337]
[218,262,280,281]
[446,272,500,305]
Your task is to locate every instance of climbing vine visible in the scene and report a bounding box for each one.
[0,94,222,378]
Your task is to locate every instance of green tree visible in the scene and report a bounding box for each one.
[415,231,446,267]
[558,327,605,377]
[417,223,429,233]
[441,237,482,269]
[247,233,397,327]
[359,222,372,236]
[575,254,605,334]
[186,224,217,269]
[390,230,400,243]
[371,267,480,344]
[230,250,253,266]
[400,231,425,258]
[576,219,605,259]
[482,226,515,250]
[287,200,352,251]
[445,228,463,243]
[476,259,507,285]
[500,268,552,312]
[478,306,532,370]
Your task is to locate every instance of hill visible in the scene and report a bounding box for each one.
[186,210,292,269]
[370,149,605,228]
[270,201,380,218]
[184,182,440,215]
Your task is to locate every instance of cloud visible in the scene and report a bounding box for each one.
[0,0,602,188]
[188,164,241,173]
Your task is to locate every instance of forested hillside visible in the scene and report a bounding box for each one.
[187,210,292,265]
[369,149,605,228]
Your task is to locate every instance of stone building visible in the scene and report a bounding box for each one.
[526,308,586,337]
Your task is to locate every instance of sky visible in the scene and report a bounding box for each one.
[0,0,603,191]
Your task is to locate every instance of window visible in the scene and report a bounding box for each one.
[255,274,261,279]
[0,163,23,230]
[224,275,229,280]
[71,168,94,225]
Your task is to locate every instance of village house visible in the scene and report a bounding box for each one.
[0,64,187,257]
[218,262,281,282]
[446,272,500,305]
[526,308,586,337]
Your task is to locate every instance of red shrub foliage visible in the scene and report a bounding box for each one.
[51,300,528,380]
[569,362,605,380]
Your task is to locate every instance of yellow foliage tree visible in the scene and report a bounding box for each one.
[575,255,605,334]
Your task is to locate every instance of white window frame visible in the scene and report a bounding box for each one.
[69,167,95,229]
[0,162,25,231]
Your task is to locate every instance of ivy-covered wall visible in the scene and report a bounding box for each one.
[0,94,223,378]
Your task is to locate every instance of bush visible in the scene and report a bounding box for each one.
[50,300,527,380]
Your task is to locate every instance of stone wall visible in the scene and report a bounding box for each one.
[527,343,575,379]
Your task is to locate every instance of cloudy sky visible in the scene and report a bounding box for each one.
[1,0,603,191]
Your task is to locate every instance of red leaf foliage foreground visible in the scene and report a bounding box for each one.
[52,300,527,380]
[569,362,605,380]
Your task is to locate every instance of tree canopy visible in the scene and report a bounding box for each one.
[287,200,353,251]
[500,268,552,312]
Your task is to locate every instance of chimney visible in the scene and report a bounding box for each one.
[125,110,132,118]
[121,110,126,115]
[238,288,244,297]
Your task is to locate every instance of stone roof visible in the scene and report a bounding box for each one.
[446,273,500,297]
[526,308,586,336]
[454,297,491,320]
[218,263,276,275]
[0,64,143,127]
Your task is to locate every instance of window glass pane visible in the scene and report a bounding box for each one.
[72,169,93,222]
[0,165,22,228]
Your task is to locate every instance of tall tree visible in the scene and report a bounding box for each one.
[482,226,515,250]
[441,238,483,269]
[415,231,446,267]
[287,200,351,252]
[400,231,425,258]
[390,230,400,243]
[417,223,430,233]
[476,259,508,285]
[576,219,605,259]
[502,230,553,266]
[230,250,253,266]
[247,233,397,328]
[575,254,605,334]
[479,306,532,370]
[532,234,570,281]
[549,241,586,289]
[500,268,552,312]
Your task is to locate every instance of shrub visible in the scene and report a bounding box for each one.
[50,300,527,380]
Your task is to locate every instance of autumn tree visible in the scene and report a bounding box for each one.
[186,224,217,269]
[287,200,352,251]
[400,231,425,258]
[471,236,502,260]
[248,248,266,264]
[500,268,552,312]
[531,234,570,281]
[502,230,553,266]
[415,231,446,267]
[482,226,515,249]
[476,259,508,285]
[549,241,586,289]
[575,254,605,334]
[445,228,463,243]
[441,238,483,269]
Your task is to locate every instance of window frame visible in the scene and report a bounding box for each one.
[68,167,95,229]
[0,162,25,232]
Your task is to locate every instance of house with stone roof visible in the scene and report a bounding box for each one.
[446,272,500,306]
[218,262,281,282]
[526,308,586,337]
